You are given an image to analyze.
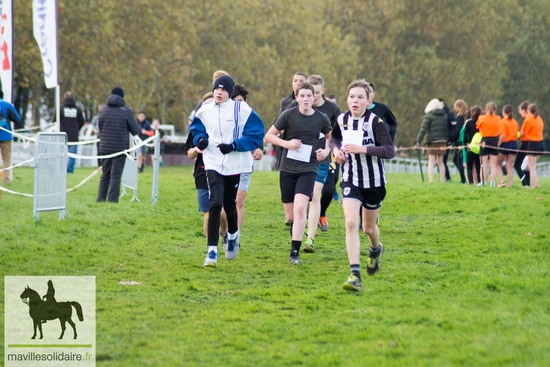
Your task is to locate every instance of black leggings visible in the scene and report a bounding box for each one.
[466,151,480,184]
[206,170,240,246]
[320,163,340,217]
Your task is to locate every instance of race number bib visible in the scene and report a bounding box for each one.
[287,144,313,163]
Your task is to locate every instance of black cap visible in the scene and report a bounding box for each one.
[111,87,124,98]
[212,75,234,99]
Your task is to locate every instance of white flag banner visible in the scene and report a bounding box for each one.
[0,0,14,102]
[33,0,58,89]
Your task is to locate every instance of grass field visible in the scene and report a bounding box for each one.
[1,166,549,366]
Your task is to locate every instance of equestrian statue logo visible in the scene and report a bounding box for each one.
[20,280,84,340]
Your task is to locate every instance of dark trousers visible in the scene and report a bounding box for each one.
[206,170,240,246]
[443,149,451,181]
[320,163,339,217]
[514,142,530,186]
[466,151,480,184]
[452,149,467,183]
[97,154,126,203]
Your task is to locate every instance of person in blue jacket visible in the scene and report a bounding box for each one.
[0,90,21,184]
[190,75,264,267]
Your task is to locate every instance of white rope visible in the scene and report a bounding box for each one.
[66,167,101,192]
[68,138,100,146]
[67,134,156,160]
[0,125,37,142]
[0,185,34,197]
[0,158,35,173]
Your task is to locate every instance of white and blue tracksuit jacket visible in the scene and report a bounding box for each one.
[190,99,265,175]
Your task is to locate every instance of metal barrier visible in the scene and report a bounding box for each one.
[33,133,67,220]
[120,134,139,202]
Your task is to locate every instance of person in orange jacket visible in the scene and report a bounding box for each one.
[476,102,500,187]
[521,103,545,189]
[496,105,519,187]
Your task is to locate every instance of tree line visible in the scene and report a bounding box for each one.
[8,0,550,147]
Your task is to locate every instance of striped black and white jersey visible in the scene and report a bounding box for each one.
[331,110,395,189]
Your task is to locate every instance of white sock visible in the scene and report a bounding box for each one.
[228,230,239,241]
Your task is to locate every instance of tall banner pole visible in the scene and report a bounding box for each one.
[55,85,60,131]
[54,0,59,131]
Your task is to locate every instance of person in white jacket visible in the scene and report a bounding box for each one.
[190,75,265,267]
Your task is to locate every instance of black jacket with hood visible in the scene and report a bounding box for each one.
[98,94,139,154]
[60,96,85,142]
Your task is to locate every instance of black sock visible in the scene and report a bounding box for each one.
[370,245,380,257]
[350,264,361,280]
[291,240,301,256]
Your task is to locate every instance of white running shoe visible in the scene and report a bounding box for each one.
[203,249,218,267]
[225,231,240,260]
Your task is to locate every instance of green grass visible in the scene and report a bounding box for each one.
[1,167,549,366]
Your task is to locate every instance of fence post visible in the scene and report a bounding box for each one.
[151,132,160,205]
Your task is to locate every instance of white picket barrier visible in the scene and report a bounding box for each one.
[33,133,67,220]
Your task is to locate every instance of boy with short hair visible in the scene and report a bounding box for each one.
[190,75,264,267]
[285,75,341,251]
[265,82,332,265]
[280,72,308,112]
[330,79,394,291]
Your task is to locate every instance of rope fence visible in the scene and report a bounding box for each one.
[0,125,157,198]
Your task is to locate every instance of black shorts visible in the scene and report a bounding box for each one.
[480,137,499,156]
[527,141,544,156]
[280,171,317,203]
[499,141,517,155]
[341,182,386,210]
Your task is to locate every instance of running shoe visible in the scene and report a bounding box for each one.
[225,232,240,260]
[203,250,218,267]
[285,219,292,226]
[289,255,303,265]
[497,182,506,188]
[343,274,363,292]
[318,216,328,232]
[303,237,316,253]
[366,243,384,276]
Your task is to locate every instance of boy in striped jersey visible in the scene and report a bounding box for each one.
[330,79,395,292]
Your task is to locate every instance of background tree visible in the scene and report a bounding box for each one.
[5,0,550,146]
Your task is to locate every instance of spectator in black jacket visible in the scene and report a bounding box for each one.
[452,99,468,184]
[97,87,140,203]
[59,92,85,173]
[367,82,398,142]
[439,98,456,181]
[464,106,482,185]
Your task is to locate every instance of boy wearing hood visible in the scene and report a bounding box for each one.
[59,92,85,173]
[96,87,140,203]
